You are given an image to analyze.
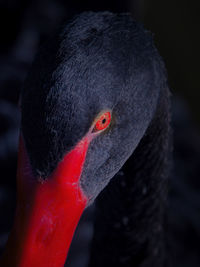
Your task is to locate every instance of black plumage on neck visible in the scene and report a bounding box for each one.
[89,86,171,267]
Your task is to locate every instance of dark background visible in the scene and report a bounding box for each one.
[0,0,200,266]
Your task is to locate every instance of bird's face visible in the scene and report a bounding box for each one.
[21,12,163,204]
[2,12,166,267]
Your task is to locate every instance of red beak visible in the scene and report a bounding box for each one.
[1,134,89,267]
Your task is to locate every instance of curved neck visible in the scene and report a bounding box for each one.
[89,88,171,267]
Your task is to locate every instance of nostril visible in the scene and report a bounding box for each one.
[36,217,58,247]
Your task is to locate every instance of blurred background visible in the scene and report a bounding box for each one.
[0,0,200,266]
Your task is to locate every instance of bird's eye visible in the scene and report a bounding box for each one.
[92,111,112,133]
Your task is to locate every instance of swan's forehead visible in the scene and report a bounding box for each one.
[53,59,123,111]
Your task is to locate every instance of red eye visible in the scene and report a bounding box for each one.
[93,111,111,132]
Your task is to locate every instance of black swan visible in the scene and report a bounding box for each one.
[0,12,171,267]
